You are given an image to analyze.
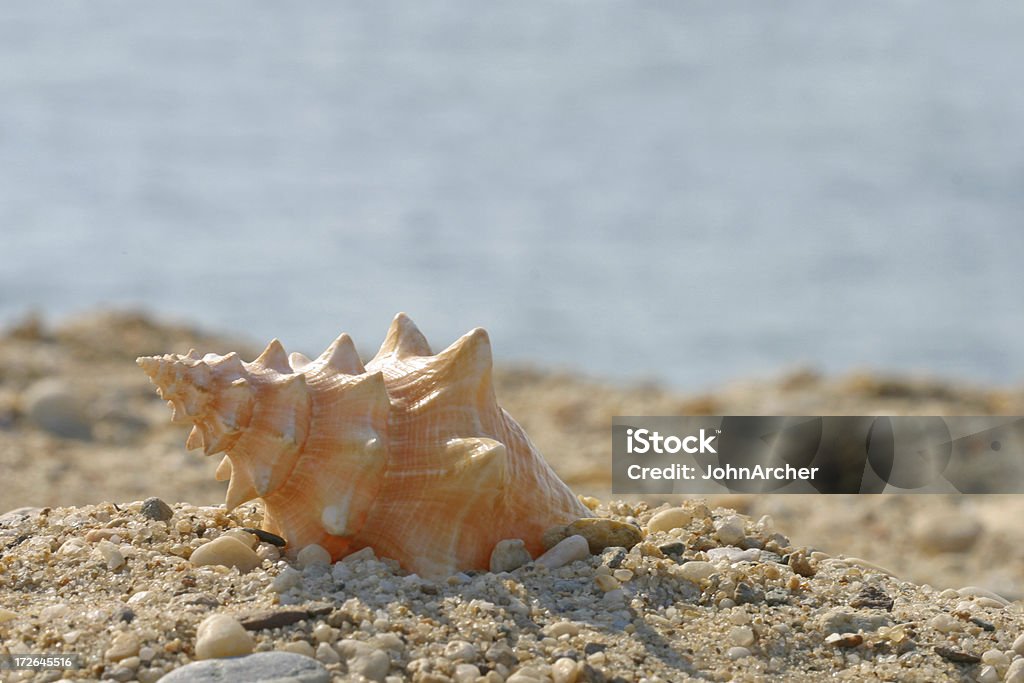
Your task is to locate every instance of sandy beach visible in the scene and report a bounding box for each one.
[2,311,1023,682]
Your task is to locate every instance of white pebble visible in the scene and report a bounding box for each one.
[313,624,336,643]
[981,649,1009,670]
[647,507,693,533]
[715,515,746,546]
[97,541,126,570]
[281,641,316,658]
[552,657,579,683]
[490,539,533,573]
[105,632,140,662]
[443,640,477,662]
[730,627,755,647]
[727,646,751,660]
[315,641,341,664]
[535,535,590,569]
[190,536,260,573]
[676,561,715,583]
[977,665,999,683]
[453,663,482,683]
[546,621,581,638]
[271,567,302,593]
[0,608,17,623]
[1007,658,1024,683]
[707,547,760,564]
[1013,632,1024,656]
[297,544,332,569]
[350,649,390,682]
[194,614,254,660]
[956,586,1009,606]
[928,614,962,634]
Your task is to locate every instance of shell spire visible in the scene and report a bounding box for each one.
[138,314,587,579]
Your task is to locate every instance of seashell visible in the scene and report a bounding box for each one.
[138,313,588,579]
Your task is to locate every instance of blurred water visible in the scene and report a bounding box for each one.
[1,2,1022,388]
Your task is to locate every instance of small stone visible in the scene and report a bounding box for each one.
[657,542,686,558]
[676,561,715,583]
[240,609,310,631]
[297,544,332,569]
[547,621,582,638]
[707,547,760,564]
[602,547,627,568]
[594,574,620,592]
[315,642,340,664]
[956,586,1010,606]
[818,609,890,634]
[1012,632,1024,655]
[934,646,980,664]
[97,540,125,570]
[849,584,894,611]
[271,567,302,593]
[490,539,533,573]
[444,640,477,661]
[727,646,751,660]
[536,535,590,569]
[825,632,863,648]
[105,632,140,662]
[578,663,606,682]
[612,569,633,582]
[454,663,482,683]
[928,613,962,634]
[195,614,255,660]
[1006,658,1024,683]
[350,649,390,682]
[729,627,755,647]
[140,497,174,522]
[565,518,642,554]
[159,652,330,683]
[22,378,91,439]
[734,582,764,605]
[312,624,336,643]
[542,525,569,550]
[647,507,693,534]
[980,649,1009,669]
[552,657,579,683]
[977,665,1000,683]
[787,550,816,577]
[190,536,261,573]
[715,515,746,546]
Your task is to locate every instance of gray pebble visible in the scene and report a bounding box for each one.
[160,652,329,683]
[140,497,173,522]
[22,378,91,439]
[490,539,533,573]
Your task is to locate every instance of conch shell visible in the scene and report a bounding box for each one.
[138,313,588,578]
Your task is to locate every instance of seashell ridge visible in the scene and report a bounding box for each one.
[138,313,588,578]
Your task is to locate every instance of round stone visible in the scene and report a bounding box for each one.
[160,652,329,683]
[564,518,642,553]
[490,539,533,573]
[190,536,261,573]
[647,507,693,534]
[194,614,254,660]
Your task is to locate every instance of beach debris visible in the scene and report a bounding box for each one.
[138,313,587,579]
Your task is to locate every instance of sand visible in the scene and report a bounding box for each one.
[1,310,1022,682]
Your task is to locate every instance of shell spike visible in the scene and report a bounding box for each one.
[374,312,432,359]
[214,454,232,481]
[186,426,204,451]
[252,339,291,373]
[318,332,365,374]
[288,352,313,373]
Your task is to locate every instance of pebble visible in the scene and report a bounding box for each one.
[727,646,751,660]
[817,609,890,634]
[552,657,579,683]
[977,665,1000,683]
[160,652,330,683]
[729,627,755,647]
[315,641,340,664]
[454,663,482,683]
[350,649,390,682]
[97,540,125,570]
[564,518,642,553]
[676,561,715,583]
[194,614,255,659]
[239,609,309,630]
[139,497,174,522]
[490,539,533,573]
[444,640,478,661]
[715,515,746,546]
[547,621,582,638]
[0,608,17,623]
[957,586,1010,606]
[825,633,864,648]
[1007,658,1024,683]
[647,507,693,534]
[297,544,332,569]
[1013,632,1024,656]
[190,536,261,572]
[282,641,317,658]
[22,378,91,439]
[594,574,620,592]
[707,547,760,564]
[536,535,590,569]
[104,632,140,662]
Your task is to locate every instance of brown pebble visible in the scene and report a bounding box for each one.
[239,609,309,631]
[787,550,816,577]
[849,585,894,611]
[825,632,863,648]
[140,497,174,522]
[542,525,569,551]
[935,646,981,664]
[565,518,643,554]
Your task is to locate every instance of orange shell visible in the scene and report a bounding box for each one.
[138,313,588,578]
